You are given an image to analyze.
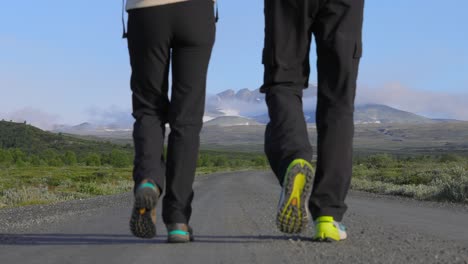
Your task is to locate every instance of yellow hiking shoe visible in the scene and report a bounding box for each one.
[276,159,314,234]
[313,216,347,242]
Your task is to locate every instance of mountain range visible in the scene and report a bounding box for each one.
[53,87,456,134]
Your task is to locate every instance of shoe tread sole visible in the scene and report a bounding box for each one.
[277,161,314,234]
[130,187,158,239]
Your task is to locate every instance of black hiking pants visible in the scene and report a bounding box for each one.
[261,0,364,221]
[127,0,215,224]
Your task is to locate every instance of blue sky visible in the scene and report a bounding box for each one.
[1,0,467,127]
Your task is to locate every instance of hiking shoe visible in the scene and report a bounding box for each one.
[129,180,160,239]
[313,216,347,242]
[276,159,314,234]
[166,223,194,243]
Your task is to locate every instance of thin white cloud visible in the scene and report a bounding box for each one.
[357,82,468,120]
[85,106,133,128]
[0,108,61,130]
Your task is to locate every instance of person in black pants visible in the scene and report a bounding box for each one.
[126,0,216,243]
[261,0,364,241]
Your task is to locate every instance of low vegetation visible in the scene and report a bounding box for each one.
[0,120,467,207]
[351,154,468,203]
[0,148,269,208]
[1,149,466,208]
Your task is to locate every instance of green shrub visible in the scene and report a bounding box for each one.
[351,179,438,200]
[252,156,268,167]
[46,177,63,187]
[85,153,101,166]
[30,155,42,166]
[365,154,395,169]
[77,182,104,195]
[48,158,64,167]
[110,149,131,168]
[432,166,468,203]
[0,185,59,208]
[10,148,26,164]
[63,151,77,166]
[92,170,109,179]
[214,156,228,167]
[0,149,13,165]
[438,154,463,163]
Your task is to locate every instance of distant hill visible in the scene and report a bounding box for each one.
[198,122,468,155]
[47,88,462,135]
[0,121,129,155]
[204,116,261,127]
[251,104,436,124]
[67,122,95,131]
[13,119,467,157]
[354,104,436,124]
[209,88,441,125]
[431,118,463,123]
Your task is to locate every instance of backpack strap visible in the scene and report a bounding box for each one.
[215,1,219,23]
[121,0,127,38]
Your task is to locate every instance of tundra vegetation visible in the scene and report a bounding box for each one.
[0,121,466,208]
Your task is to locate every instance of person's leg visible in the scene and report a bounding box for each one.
[261,0,314,184]
[128,6,172,193]
[309,0,364,239]
[162,0,215,230]
[261,0,321,234]
[127,6,172,238]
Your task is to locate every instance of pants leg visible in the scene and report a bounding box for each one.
[309,0,364,221]
[127,7,172,193]
[264,88,313,183]
[162,0,216,224]
[261,0,316,184]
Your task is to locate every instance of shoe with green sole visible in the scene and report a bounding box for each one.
[313,216,347,242]
[167,223,194,243]
[276,159,314,234]
[129,180,159,239]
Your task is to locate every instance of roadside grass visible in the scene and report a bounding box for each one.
[351,154,468,203]
[0,164,269,209]
[1,153,467,208]
[1,121,467,207]
[0,166,133,208]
